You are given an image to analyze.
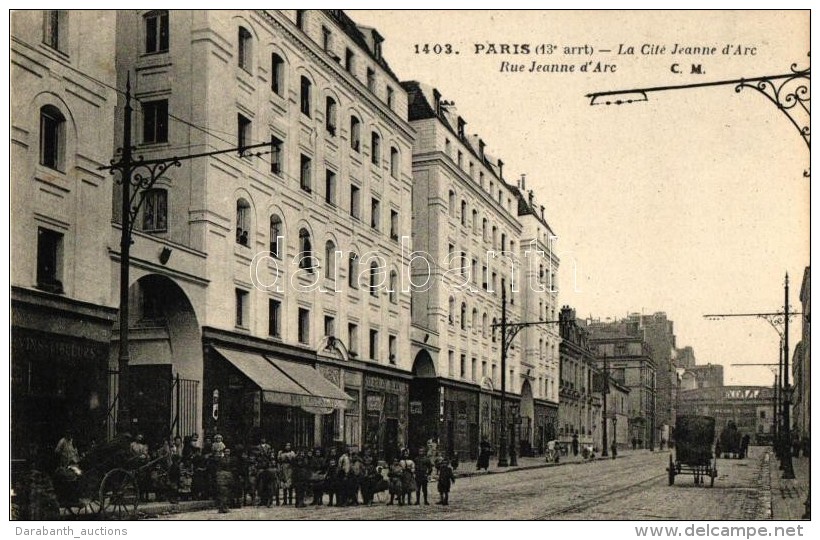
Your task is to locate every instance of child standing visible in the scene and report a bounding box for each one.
[436,458,455,506]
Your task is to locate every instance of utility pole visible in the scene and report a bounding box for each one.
[782,274,796,479]
[101,73,272,437]
[492,288,563,467]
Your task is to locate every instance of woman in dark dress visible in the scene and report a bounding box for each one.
[477,438,491,471]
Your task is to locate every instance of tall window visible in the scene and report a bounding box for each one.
[321,26,332,52]
[350,116,361,152]
[448,297,455,325]
[325,241,336,279]
[324,314,335,338]
[350,185,361,219]
[370,132,381,165]
[237,114,251,155]
[235,289,248,328]
[369,329,379,360]
[344,48,354,72]
[366,68,375,91]
[238,26,252,72]
[390,210,399,241]
[142,100,168,145]
[370,198,380,230]
[144,10,169,53]
[460,303,467,330]
[43,11,67,51]
[269,215,282,258]
[271,53,285,96]
[270,135,283,175]
[268,299,281,338]
[448,190,455,217]
[299,154,312,192]
[369,261,379,297]
[387,86,395,109]
[348,252,359,289]
[39,105,65,170]
[388,335,397,364]
[300,76,312,117]
[448,351,455,377]
[298,308,310,344]
[142,188,168,232]
[460,200,467,226]
[298,228,313,272]
[36,227,63,293]
[460,354,466,379]
[348,323,359,355]
[236,199,250,246]
[325,169,336,205]
[325,97,337,135]
[390,147,399,177]
[295,10,306,29]
[389,271,398,304]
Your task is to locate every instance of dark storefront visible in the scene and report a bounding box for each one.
[533,400,559,455]
[363,375,408,462]
[11,288,116,466]
[204,344,351,451]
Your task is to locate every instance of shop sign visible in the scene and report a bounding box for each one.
[410,401,422,415]
[13,333,105,362]
[365,375,405,394]
[366,394,384,411]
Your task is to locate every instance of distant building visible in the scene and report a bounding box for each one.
[792,266,810,442]
[558,306,600,451]
[677,386,775,445]
[676,346,697,369]
[680,363,724,391]
[584,317,657,449]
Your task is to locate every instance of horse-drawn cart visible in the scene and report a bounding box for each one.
[668,415,718,487]
[52,435,162,519]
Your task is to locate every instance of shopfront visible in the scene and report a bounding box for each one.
[363,374,408,462]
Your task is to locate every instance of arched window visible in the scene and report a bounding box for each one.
[472,308,478,331]
[389,270,398,304]
[370,131,381,165]
[348,252,359,289]
[350,116,361,152]
[460,302,467,330]
[482,218,488,242]
[39,105,65,171]
[325,240,336,279]
[482,313,489,338]
[448,296,455,325]
[325,96,337,136]
[300,76,312,117]
[298,228,313,272]
[492,226,498,249]
[236,198,251,246]
[238,26,253,72]
[472,209,478,233]
[271,53,285,96]
[390,147,399,177]
[460,200,467,226]
[269,215,282,258]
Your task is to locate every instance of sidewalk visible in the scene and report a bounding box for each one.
[770,455,810,520]
[133,448,655,518]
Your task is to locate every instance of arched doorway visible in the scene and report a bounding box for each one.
[408,349,438,454]
[110,274,202,447]
[520,379,534,456]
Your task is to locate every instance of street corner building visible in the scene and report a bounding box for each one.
[11,8,566,498]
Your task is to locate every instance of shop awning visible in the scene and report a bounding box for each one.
[266,356,352,412]
[213,346,350,412]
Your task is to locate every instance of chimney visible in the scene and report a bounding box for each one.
[497,159,504,179]
[520,174,526,190]
[457,117,466,139]
[540,205,545,220]
[433,89,442,116]
[528,190,534,208]
[478,138,485,159]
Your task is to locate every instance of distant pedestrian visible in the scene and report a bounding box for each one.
[477,438,491,472]
[572,433,579,456]
[632,437,638,451]
[436,458,455,506]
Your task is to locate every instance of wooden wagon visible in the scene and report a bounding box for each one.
[668,415,718,487]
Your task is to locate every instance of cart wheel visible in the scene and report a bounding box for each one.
[100,468,139,520]
[70,498,102,518]
[668,455,675,485]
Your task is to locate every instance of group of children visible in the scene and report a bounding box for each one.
[160,436,457,511]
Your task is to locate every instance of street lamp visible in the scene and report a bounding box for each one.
[492,287,562,467]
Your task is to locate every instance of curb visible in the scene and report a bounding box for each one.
[454,449,652,479]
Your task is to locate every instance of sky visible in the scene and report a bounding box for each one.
[351,10,810,386]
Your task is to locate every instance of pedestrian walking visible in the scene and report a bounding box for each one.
[477,438,491,472]
[414,447,432,505]
[436,458,455,506]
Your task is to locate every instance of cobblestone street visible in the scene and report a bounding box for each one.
[156,447,772,521]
